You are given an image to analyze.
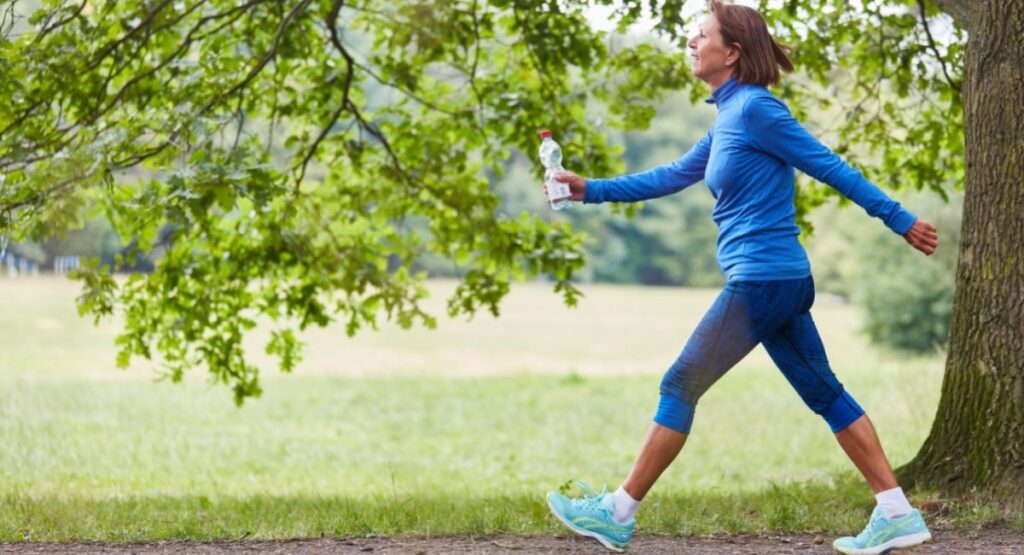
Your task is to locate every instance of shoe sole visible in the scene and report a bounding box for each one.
[546,493,627,552]
[833,531,933,554]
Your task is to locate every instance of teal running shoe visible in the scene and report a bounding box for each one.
[833,507,932,554]
[546,480,635,552]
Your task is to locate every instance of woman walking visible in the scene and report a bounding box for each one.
[544,2,939,554]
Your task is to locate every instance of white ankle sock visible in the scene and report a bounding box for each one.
[875,487,913,519]
[612,486,640,523]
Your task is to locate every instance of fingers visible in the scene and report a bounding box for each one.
[907,220,939,255]
[552,171,576,184]
[923,234,939,250]
[918,237,938,255]
[920,226,939,250]
[912,232,938,255]
[913,228,938,245]
[918,227,938,244]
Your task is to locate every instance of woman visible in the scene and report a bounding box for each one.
[543,2,939,554]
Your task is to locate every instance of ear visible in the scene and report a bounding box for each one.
[725,43,741,67]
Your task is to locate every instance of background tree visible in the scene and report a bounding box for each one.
[0,0,694,403]
[753,0,1019,503]
[1,0,1019,500]
[893,0,1023,501]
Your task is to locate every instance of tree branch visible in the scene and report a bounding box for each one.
[31,0,88,45]
[347,56,462,117]
[0,1,17,38]
[108,0,300,171]
[917,0,961,93]
[232,92,246,152]
[98,0,266,118]
[511,5,562,113]
[86,0,176,71]
[324,2,467,121]
[288,0,358,188]
[323,0,412,187]
[295,102,347,184]
[201,0,312,113]
[467,0,486,130]
[0,171,90,214]
[327,0,356,106]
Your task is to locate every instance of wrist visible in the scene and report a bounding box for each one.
[583,178,601,204]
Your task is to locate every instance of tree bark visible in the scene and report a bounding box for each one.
[900,0,1024,500]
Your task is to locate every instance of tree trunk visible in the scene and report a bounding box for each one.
[899,0,1024,500]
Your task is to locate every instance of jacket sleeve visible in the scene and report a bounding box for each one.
[742,94,917,235]
[584,130,713,204]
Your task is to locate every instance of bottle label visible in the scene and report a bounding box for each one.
[545,171,572,201]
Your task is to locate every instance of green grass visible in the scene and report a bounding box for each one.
[1,481,876,542]
[2,277,1013,542]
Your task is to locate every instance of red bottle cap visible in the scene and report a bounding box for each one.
[539,130,552,138]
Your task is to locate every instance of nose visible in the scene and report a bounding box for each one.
[687,35,698,50]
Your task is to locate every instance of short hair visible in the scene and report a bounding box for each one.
[709,0,794,86]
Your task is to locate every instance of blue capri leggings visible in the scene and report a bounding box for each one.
[655,276,864,435]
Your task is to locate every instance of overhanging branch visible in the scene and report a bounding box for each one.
[917,0,962,93]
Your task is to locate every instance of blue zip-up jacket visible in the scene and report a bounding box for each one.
[584,78,917,281]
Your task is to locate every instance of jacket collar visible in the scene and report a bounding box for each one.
[705,77,741,105]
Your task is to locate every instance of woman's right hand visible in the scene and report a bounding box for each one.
[546,171,586,201]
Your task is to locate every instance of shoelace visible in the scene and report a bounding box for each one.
[575,480,607,498]
[572,480,610,512]
[856,511,887,543]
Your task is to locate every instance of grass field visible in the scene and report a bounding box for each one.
[1,276,996,542]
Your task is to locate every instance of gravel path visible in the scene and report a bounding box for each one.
[3,528,1023,554]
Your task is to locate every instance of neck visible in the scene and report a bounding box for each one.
[706,71,735,91]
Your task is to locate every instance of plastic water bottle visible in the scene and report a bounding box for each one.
[538,130,572,210]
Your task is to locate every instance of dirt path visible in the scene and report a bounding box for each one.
[3,528,1022,554]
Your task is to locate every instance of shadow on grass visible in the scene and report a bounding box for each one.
[2,475,1020,542]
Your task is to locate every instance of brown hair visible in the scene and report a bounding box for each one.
[709,0,793,86]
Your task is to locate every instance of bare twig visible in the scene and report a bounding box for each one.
[295,102,347,184]
[289,0,359,188]
[233,92,246,151]
[324,0,414,182]
[347,56,462,117]
[916,0,961,93]
[1,0,21,37]
[468,0,486,129]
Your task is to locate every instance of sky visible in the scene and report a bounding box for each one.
[585,0,766,33]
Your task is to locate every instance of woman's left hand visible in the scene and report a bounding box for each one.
[904,219,939,256]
